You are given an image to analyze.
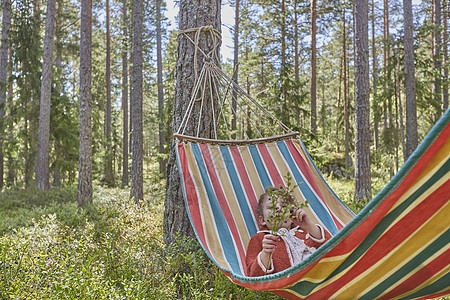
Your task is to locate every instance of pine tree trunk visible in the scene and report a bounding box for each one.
[156,0,166,175]
[36,0,56,191]
[78,0,93,206]
[396,48,406,165]
[122,0,129,187]
[354,0,372,201]
[294,1,299,82]
[433,0,442,117]
[310,0,317,135]
[343,10,350,168]
[403,0,418,160]
[443,0,448,111]
[7,47,14,186]
[231,0,239,138]
[164,0,221,244]
[104,0,114,186]
[337,49,342,153]
[0,0,11,189]
[130,0,144,201]
[372,0,379,151]
[53,0,62,187]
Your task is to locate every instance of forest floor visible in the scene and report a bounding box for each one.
[0,167,442,299]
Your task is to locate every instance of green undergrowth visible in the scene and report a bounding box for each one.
[0,182,278,299]
[0,173,418,299]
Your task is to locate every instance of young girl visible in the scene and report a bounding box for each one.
[246,188,332,276]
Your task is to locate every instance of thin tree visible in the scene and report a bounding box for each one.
[343,9,350,168]
[433,0,442,117]
[354,0,372,201]
[104,0,114,186]
[130,0,143,201]
[36,0,57,191]
[122,0,129,187]
[156,0,166,175]
[0,0,11,189]
[443,0,448,111]
[403,0,418,160]
[371,0,379,150]
[310,0,317,135]
[78,0,93,206]
[231,0,239,138]
[164,0,222,244]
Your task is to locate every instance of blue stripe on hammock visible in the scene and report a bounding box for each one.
[248,144,273,189]
[191,143,243,275]
[219,145,258,237]
[277,140,339,235]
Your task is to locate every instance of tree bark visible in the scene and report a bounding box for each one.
[372,0,379,151]
[104,0,114,186]
[164,0,221,244]
[130,0,144,201]
[343,10,350,168]
[156,0,166,175]
[122,0,129,187]
[443,0,448,111]
[36,0,56,191]
[403,0,418,160]
[78,0,93,206]
[354,0,372,202]
[0,0,11,189]
[231,0,239,138]
[433,0,442,117]
[310,0,317,135]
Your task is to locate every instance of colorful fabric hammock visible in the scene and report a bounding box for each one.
[175,108,450,299]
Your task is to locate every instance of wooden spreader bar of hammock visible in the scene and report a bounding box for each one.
[173,131,300,145]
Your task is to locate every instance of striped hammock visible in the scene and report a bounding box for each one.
[175,108,450,299]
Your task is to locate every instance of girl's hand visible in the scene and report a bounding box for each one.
[292,207,322,239]
[259,234,280,271]
[291,207,313,228]
[261,234,280,254]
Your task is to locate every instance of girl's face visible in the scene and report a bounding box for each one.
[258,196,293,230]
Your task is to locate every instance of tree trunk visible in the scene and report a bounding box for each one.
[443,0,448,111]
[156,0,166,175]
[231,0,239,138]
[122,0,129,187]
[130,0,143,201]
[433,0,442,117]
[310,0,317,135]
[396,47,405,165]
[36,0,56,191]
[337,48,342,153]
[354,0,372,202]
[372,0,379,151]
[52,0,62,187]
[7,47,14,186]
[0,0,11,189]
[403,0,418,160]
[104,0,114,186]
[294,1,299,83]
[78,0,93,206]
[164,0,221,244]
[383,0,389,133]
[343,10,350,168]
